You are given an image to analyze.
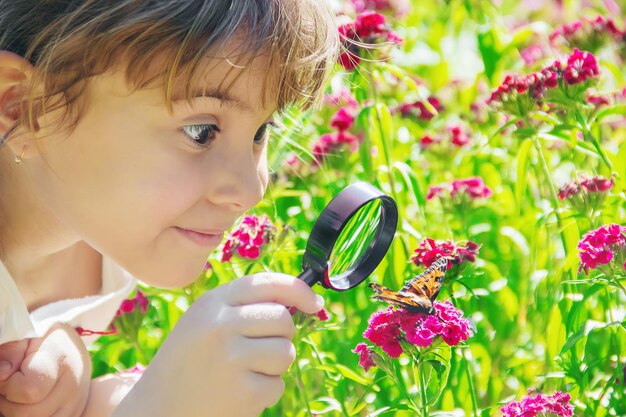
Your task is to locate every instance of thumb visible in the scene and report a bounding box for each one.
[0,339,59,403]
[0,360,14,381]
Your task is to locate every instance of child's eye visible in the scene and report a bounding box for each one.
[254,122,277,145]
[181,124,221,148]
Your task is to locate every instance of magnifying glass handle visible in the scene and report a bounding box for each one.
[298,269,319,287]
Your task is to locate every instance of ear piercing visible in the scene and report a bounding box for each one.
[14,145,27,164]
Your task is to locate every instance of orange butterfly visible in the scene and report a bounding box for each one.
[368,257,449,314]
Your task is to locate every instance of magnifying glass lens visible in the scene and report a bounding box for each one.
[327,199,381,277]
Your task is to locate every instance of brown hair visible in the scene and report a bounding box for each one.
[0,0,338,143]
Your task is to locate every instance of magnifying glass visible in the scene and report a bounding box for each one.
[297,182,398,291]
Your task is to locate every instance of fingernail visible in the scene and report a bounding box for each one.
[0,360,12,374]
[315,294,325,309]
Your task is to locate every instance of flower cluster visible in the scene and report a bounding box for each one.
[586,87,626,109]
[351,0,410,16]
[501,391,574,417]
[116,289,149,317]
[397,96,443,121]
[487,49,599,116]
[419,124,472,150]
[557,175,613,215]
[338,11,402,70]
[427,177,493,201]
[578,223,626,275]
[221,215,276,262]
[411,238,480,269]
[550,15,624,54]
[355,301,473,365]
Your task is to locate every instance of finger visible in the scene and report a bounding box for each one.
[227,273,325,314]
[1,337,60,403]
[0,365,85,417]
[245,372,286,412]
[0,340,29,383]
[230,303,295,339]
[236,337,295,376]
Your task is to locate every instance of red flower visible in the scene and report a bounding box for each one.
[398,96,443,121]
[563,49,599,85]
[412,238,480,268]
[221,215,276,262]
[363,302,473,357]
[337,11,402,70]
[330,107,356,131]
[428,177,492,201]
[578,223,626,274]
[352,343,377,371]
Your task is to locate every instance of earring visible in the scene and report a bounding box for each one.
[14,145,27,164]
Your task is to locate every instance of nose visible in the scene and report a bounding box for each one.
[205,142,267,212]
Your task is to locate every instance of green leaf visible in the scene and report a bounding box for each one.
[315,364,373,386]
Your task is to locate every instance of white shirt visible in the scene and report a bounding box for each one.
[0,257,137,346]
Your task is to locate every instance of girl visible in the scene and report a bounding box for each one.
[0,1,338,416]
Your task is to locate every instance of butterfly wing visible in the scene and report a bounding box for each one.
[401,257,448,301]
[369,283,433,314]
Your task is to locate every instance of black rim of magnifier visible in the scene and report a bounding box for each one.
[300,182,398,291]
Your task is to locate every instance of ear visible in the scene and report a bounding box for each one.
[0,50,39,160]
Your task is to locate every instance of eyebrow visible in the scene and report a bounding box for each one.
[172,88,253,112]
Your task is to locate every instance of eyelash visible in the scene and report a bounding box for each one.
[181,122,275,149]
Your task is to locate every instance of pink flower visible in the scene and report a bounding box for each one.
[448,125,471,147]
[398,96,443,121]
[312,131,361,165]
[315,308,330,321]
[563,49,599,85]
[330,107,356,131]
[362,303,473,357]
[351,0,410,16]
[116,290,150,317]
[501,391,574,417]
[487,50,600,116]
[337,12,402,71]
[221,215,276,262]
[578,223,626,274]
[550,15,623,53]
[411,238,480,268]
[352,343,377,371]
[427,177,492,201]
[520,44,546,66]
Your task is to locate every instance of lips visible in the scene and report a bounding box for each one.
[174,227,225,247]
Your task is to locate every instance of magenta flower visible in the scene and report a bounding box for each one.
[427,177,492,201]
[557,175,613,200]
[351,0,411,16]
[362,302,473,359]
[487,49,600,117]
[501,391,574,417]
[412,238,480,269]
[337,11,402,71]
[312,131,361,165]
[352,343,377,372]
[562,49,599,85]
[330,107,356,131]
[550,15,624,54]
[397,96,443,121]
[221,215,276,262]
[578,224,626,274]
[115,290,149,317]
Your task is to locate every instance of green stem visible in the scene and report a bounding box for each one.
[392,361,420,412]
[417,358,429,417]
[575,109,612,170]
[531,136,576,282]
[292,357,314,417]
[461,348,479,417]
[131,339,148,365]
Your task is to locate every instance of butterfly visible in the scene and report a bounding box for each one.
[368,257,449,314]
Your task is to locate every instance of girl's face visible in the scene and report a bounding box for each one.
[30,54,274,288]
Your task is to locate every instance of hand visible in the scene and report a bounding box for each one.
[0,323,92,417]
[113,273,324,417]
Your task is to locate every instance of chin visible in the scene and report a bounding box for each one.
[137,260,206,290]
